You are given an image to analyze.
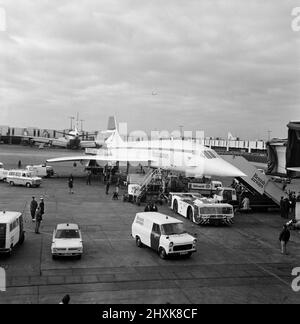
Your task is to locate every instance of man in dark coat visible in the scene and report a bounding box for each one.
[35,207,43,234]
[39,197,45,216]
[144,203,152,212]
[280,197,285,218]
[151,202,158,212]
[284,197,291,219]
[30,197,38,221]
[86,171,92,185]
[279,225,290,255]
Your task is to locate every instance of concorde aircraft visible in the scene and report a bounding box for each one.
[46,117,246,178]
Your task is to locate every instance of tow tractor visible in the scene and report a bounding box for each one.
[169,192,234,226]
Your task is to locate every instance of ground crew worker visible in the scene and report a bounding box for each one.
[35,207,43,234]
[59,294,70,304]
[30,197,38,221]
[280,197,285,218]
[144,202,152,212]
[68,178,74,194]
[39,197,45,216]
[283,197,290,219]
[86,171,92,185]
[105,180,111,195]
[279,225,290,255]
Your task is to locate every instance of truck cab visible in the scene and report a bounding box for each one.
[214,187,238,205]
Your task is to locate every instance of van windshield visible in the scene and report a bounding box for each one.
[161,223,185,235]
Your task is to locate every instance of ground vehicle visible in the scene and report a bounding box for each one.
[213,187,238,205]
[131,212,197,259]
[0,163,8,182]
[0,211,25,254]
[26,164,54,178]
[170,193,234,225]
[51,224,83,259]
[6,170,42,188]
[188,180,223,196]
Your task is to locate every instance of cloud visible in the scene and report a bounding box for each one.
[0,0,299,139]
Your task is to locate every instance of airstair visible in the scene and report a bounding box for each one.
[222,155,287,206]
[128,168,167,203]
[134,168,163,200]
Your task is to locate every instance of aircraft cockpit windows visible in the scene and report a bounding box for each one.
[203,151,212,159]
[199,151,205,158]
[200,150,218,159]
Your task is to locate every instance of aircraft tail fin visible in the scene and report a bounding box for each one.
[102,116,125,146]
[107,116,117,132]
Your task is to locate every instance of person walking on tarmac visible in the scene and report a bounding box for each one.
[280,197,285,218]
[86,171,92,185]
[279,225,290,255]
[35,207,43,234]
[30,197,38,222]
[144,202,152,212]
[39,197,45,217]
[105,179,111,195]
[283,196,290,219]
[68,177,74,194]
[151,202,158,212]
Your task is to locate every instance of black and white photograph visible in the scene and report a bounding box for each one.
[0,0,299,308]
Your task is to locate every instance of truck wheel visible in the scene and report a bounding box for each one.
[52,255,57,260]
[159,248,167,259]
[9,181,14,186]
[26,183,32,188]
[173,200,178,214]
[187,207,193,222]
[136,236,143,248]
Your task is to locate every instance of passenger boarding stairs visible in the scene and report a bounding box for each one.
[222,155,286,206]
[134,169,163,201]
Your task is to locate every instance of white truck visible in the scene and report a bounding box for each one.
[26,164,54,178]
[170,192,234,226]
[0,163,9,182]
[188,180,223,196]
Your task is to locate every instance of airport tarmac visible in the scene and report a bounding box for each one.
[0,145,299,304]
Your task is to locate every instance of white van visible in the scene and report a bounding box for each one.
[6,170,42,188]
[26,164,54,178]
[0,211,25,254]
[132,212,197,259]
[0,163,8,182]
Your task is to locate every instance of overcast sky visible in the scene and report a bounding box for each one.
[0,0,299,139]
